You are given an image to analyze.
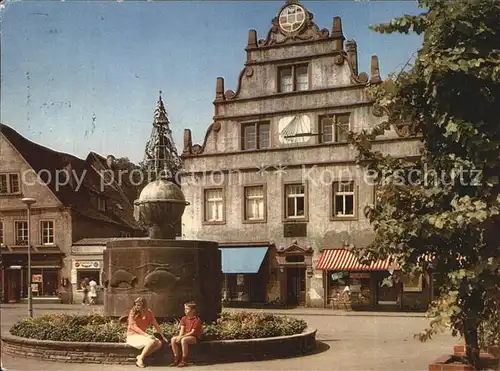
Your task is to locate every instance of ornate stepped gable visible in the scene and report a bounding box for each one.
[143,91,182,181]
[181,0,390,156]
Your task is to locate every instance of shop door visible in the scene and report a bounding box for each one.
[5,269,21,303]
[286,267,306,306]
[376,274,399,306]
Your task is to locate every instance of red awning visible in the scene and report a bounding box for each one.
[316,249,399,271]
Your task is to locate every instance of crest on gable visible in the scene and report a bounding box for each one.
[259,1,329,47]
[277,239,313,255]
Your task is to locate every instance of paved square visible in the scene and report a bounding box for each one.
[1,305,456,371]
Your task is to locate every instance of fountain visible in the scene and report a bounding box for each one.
[102,92,222,322]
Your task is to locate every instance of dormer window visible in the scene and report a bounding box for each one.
[0,173,20,194]
[97,197,106,211]
[278,64,309,93]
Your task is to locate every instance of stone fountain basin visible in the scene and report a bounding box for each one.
[1,328,317,365]
[103,238,222,322]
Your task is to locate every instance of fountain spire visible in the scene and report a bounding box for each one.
[143,91,182,183]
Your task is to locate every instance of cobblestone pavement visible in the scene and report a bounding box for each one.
[0,304,457,371]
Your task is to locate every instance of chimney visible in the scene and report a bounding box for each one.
[247,29,258,49]
[370,56,382,83]
[106,155,116,169]
[345,40,358,76]
[183,129,193,154]
[332,16,345,50]
[64,161,75,190]
[215,77,225,102]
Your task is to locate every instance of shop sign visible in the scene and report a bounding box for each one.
[74,261,100,269]
[350,273,370,279]
[31,284,39,292]
[32,274,43,283]
[330,271,349,281]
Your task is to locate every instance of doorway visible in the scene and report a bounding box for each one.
[5,269,21,303]
[286,267,306,306]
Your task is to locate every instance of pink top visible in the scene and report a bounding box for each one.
[128,309,153,334]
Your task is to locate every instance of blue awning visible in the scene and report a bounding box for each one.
[219,247,269,274]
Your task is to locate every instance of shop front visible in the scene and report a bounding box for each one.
[71,259,103,304]
[317,249,431,311]
[0,251,63,304]
[219,244,271,305]
[275,241,314,307]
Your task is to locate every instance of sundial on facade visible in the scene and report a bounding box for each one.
[278,115,312,144]
[278,3,307,33]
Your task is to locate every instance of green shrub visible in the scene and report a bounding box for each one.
[10,311,307,343]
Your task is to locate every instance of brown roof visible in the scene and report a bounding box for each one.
[1,123,143,233]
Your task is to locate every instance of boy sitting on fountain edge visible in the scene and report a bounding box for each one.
[170,302,203,367]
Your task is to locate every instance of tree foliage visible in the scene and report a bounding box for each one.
[349,0,500,367]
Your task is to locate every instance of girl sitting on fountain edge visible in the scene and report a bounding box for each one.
[126,297,167,368]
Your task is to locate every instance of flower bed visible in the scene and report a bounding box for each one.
[4,312,316,365]
[9,311,308,343]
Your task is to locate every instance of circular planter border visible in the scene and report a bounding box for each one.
[1,328,317,365]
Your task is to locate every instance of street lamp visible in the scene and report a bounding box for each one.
[21,197,36,318]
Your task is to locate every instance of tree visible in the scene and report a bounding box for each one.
[349,0,500,367]
[113,157,149,190]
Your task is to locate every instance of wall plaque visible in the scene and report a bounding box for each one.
[283,223,307,237]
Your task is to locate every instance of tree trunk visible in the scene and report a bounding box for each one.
[464,318,480,369]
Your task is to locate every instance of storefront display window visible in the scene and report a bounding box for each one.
[76,270,100,290]
[222,273,267,302]
[327,271,372,308]
[30,268,58,297]
[403,274,423,292]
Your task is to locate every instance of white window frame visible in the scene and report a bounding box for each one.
[320,114,350,143]
[332,181,356,217]
[278,64,309,93]
[244,186,265,221]
[15,220,28,245]
[0,173,21,194]
[204,188,224,223]
[285,183,306,219]
[40,220,55,245]
[241,122,270,150]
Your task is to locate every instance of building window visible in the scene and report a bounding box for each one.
[244,186,265,221]
[15,221,28,245]
[332,181,356,217]
[97,197,106,211]
[319,114,350,143]
[204,188,224,222]
[0,220,4,245]
[31,268,59,297]
[285,183,306,219]
[40,221,55,245]
[0,173,20,194]
[241,122,270,150]
[278,64,309,93]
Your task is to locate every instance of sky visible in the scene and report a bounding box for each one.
[1,0,423,164]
